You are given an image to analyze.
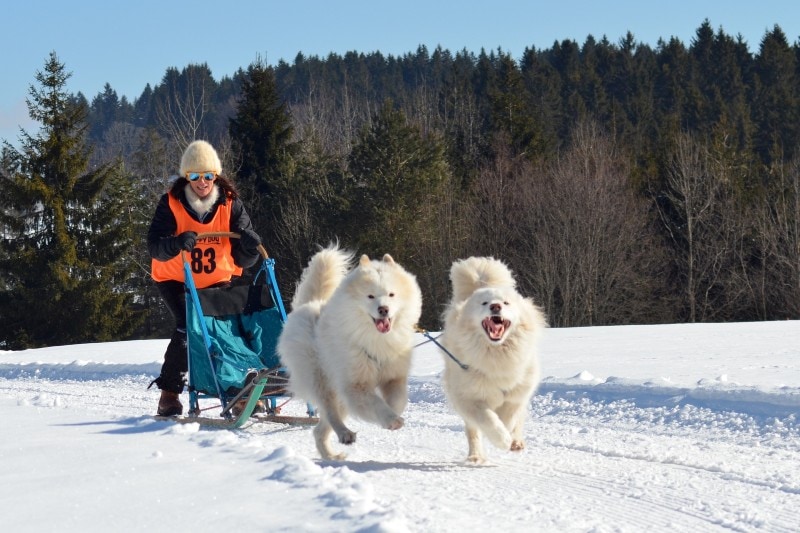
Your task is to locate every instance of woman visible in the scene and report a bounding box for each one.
[147,140,262,416]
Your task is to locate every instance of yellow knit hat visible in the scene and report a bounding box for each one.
[179,140,222,175]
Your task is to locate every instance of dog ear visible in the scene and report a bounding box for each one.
[359,254,371,267]
[382,254,395,265]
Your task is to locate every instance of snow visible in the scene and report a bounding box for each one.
[1,321,799,532]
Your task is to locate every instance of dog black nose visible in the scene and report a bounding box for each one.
[378,305,389,317]
[490,303,502,313]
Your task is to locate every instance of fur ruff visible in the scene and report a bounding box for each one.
[184,184,220,221]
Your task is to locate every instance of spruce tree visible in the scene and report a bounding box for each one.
[230,58,294,199]
[752,26,799,170]
[228,56,298,281]
[347,100,448,260]
[347,100,451,327]
[0,52,141,348]
[488,52,546,159]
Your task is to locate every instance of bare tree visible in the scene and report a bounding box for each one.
[154,66,213,149]
[518,121,666,326]
[781,156,800,312]
[287,71,378,167]
[465,135,523,258]
[90,122,142,166]
[743,156,800,319]
[657,131,738,322]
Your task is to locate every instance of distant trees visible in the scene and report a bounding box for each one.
[0,52,141,348]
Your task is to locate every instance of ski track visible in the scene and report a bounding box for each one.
[1,372,799,532]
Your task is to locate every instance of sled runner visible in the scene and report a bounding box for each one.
[159,232,317,428]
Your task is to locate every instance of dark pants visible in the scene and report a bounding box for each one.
[154,280,188,393]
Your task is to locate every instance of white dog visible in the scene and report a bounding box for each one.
[277,244,423,460]
[439,257,547,464]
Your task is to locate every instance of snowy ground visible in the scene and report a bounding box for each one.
[1,321,799,532]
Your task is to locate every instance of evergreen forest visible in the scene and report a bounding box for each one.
[2,20,800,348]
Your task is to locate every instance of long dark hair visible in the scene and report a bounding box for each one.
[169,174,240,200]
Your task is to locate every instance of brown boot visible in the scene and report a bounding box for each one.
[157,391,183,417]
[231,399,267,418]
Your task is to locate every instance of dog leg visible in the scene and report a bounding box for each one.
[462,402,512,451]
[379,377,408,416]
[315,388,357,452]
[325,396,357,445]
[496,401,526,451]
[330,409,357,446]
[347,385,404,430]
[465,424,487,464]
[314,415,347,460]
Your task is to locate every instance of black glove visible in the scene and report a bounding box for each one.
[239,228,262,253]
[175,231,197,252]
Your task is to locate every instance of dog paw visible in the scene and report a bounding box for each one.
[385,416,404,430]
[488,430,513,450]
[338,430,357,445]
[320,449,348,461]
[510,439,525,451]
[465,454,488,465]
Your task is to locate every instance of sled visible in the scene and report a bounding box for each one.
[159,232,317,428]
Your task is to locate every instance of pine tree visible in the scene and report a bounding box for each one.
[751,25,799,170]
[346,100,452,327]
[488,52,546,159]
[0,52,141,348]
[347,100,448,259]
[88,83,123,142]
[230,58,295,192]
[229,58,295,224]
[228,57,299,285]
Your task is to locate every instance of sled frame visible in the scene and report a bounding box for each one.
[177,233,317,427]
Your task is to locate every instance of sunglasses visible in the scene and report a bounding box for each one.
[186,172,217,182]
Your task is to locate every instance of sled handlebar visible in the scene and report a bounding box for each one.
[195,231,269,259]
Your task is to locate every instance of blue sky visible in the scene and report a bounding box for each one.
[2,0,799,145]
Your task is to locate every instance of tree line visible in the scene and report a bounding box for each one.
[2,19,799,348]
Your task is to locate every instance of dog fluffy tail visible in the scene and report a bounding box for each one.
[291,244,354,309]
[449,256,517,304]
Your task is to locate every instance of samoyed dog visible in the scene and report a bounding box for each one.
[277,244,423,460]
[439,257,547,464]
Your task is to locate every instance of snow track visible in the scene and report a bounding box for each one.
[2,325,799,532]
[1,372,800,532]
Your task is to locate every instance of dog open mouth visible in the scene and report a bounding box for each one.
[482,316,510,341]
[374,317,392,333]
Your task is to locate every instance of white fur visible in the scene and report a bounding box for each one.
[277,244,423,460]
[184,183,220,220]
[439,257,547,464]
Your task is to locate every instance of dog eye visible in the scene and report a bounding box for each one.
[368,295,375,299]
[504,301,510,305]
[389,293,395,297]
[481,301,488,306]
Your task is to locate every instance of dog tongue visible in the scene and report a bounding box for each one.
[482,317,505,340]
[375,318,391,333]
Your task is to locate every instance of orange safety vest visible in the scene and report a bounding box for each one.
[151,194,243,288]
